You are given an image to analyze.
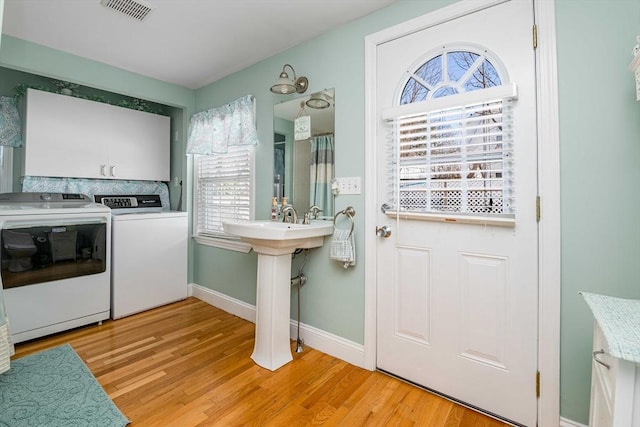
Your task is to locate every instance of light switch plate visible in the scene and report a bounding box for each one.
[334,177,361,195]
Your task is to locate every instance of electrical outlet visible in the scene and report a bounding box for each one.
[334,177,361,195]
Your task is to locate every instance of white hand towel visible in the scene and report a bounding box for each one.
[330,228,355,269]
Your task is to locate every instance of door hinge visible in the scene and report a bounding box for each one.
[536,371,541,397]
[536,196,541,222]
[533,24,538,49]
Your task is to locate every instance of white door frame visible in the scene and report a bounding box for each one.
[363,1,561,425]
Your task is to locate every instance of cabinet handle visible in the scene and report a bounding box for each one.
[100,164,107,176]
[593,349,610,370]
[110,165,116,177]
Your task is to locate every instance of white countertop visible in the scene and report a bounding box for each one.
[582,292,640,364]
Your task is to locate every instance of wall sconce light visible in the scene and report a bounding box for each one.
[270,64,308,94]
[306,91,331,109]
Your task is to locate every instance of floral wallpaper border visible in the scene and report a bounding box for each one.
[22,176,171,210]
[13,82,168,116]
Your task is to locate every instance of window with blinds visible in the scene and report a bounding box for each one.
[383,48,517,221]
[384,84,517,218]
[194,145,254,236]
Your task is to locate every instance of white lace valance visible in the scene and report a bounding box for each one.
[187,95,258,155]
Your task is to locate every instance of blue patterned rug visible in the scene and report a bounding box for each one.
[0,344,129,427]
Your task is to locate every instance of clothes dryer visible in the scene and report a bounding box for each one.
[95,195,187,319]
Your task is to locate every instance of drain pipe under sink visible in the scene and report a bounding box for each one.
[291,273,306,353]
[291,248,310,353]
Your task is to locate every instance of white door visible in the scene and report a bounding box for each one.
[375,1,538,425]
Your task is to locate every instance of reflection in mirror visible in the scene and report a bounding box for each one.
[274,89,334,220]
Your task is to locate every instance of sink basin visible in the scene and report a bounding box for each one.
[223,220,333,254]
[222,219,334,371]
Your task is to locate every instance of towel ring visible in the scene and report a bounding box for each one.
[333,206,356,236]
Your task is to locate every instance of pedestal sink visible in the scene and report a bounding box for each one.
[222,220,333,370]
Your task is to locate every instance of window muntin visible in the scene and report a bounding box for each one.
[401,49,502,104]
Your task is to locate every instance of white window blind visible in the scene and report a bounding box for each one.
[384,84,517,217]
[195,145,253,236]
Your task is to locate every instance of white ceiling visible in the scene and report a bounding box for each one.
[2,0,398,89]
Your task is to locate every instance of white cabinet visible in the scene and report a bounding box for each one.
[584,292,640,427]
[590,322,640,426]
[23,89,170,181]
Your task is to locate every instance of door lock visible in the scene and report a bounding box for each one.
[376,225,392,238]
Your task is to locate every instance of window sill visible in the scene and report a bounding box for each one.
[192,234,252,253]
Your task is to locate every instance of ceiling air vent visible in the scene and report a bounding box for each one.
[100,0,153,21]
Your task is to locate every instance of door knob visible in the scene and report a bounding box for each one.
[376,225,392,238]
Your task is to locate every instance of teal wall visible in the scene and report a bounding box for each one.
[191,0,454,345]
[2,0,640,423]
[0,35,193,108]
[556,0,640,423]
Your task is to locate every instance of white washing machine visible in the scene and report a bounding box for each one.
[95,195,187,319]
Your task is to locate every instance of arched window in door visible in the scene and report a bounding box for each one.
[386,47,516,217]
[400,49,503,104]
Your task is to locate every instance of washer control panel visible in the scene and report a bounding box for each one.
[95,194,162,212]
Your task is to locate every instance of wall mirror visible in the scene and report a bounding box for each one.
[273,88,334,219]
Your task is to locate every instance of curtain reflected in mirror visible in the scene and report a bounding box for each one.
[273,89,335,219]
[273,133,286,202]
[310,135,334,217]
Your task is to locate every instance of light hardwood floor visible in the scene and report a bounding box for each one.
[13,297,511,426]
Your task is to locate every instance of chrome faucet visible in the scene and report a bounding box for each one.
[308,205,322,219]
[282,205,298,223]
[303,205,323,224]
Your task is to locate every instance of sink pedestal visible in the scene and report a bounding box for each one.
[251,251,294,370]
[221,220,334,371]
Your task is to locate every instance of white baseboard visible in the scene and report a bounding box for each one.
[559,417,588,427]
[189,283,256,323]
[189,283,366,369]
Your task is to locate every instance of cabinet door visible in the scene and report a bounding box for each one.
[24,89,170,181]
[24,89,108,179]
[590,321,640,427]
[591,369,613,427]
[105,105,170,181]
[591,322,617,426]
